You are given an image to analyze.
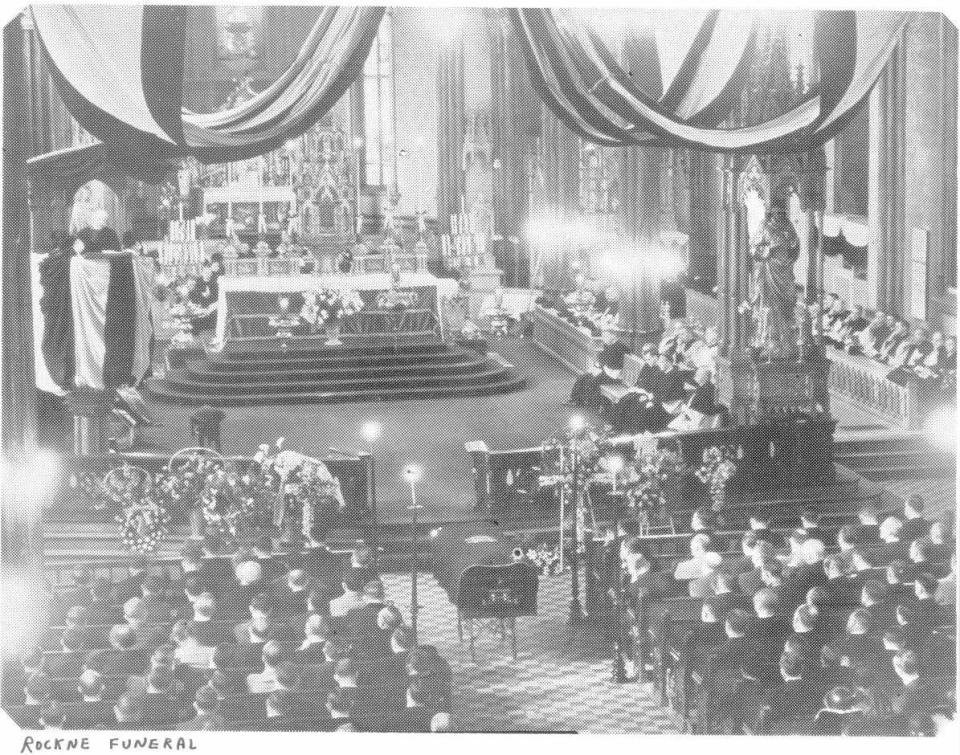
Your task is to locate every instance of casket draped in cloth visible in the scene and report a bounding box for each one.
[430,521,538,619]
[33,253,155,394]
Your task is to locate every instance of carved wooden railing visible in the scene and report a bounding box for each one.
[827,346,921,429]
[530,305,600,373]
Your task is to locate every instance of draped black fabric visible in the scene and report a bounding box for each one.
[511,8,912,153]
[31,5,385,166]
[102,255,138,388]
[822,230,868,271]
[38,250,74,391]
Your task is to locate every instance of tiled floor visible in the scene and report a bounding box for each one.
[381,571,683,733]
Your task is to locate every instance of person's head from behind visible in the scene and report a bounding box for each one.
[725,609,751,639]
[801,538,826,566]
[194,685,220,717]
[861,579,889,608]
[691,506,716,532]
[114,694,143,724]
[701,598,720,624]
[741,531,759,558]
[342,571,365,596]
[61,627,87,654]
[194,592,217,621]
[362,579,385,604]
[858,503,880,526]
[914,573,937,601]
[690,533,711,558]
[274,662,301,692]
[823,554,845,580]
[806,586,833,613]
[326,689,353,718]
[780,650,803,681]
[21,648,43,675]
[235,559,263,587]
[124,597,147,626]
[893,649,920,682]
[837,525,858,551]
[324,637,349,664]
[334,658,358,688]
[909,538,934,565]
[265,690,295,719]
[886,560,910,586]
[261,640,288,670]
[287,568,309,593]
[801,509,821,529]
[377,604,404,632]
[880,516,904,542]
[391,626,415,654]
[846,608,871,636]
[147,665,175,695]
[753,588,780,618]
[749,511,771,530]
[304,614,329,645]
[431,711,451,732]
[25,673,53,705]
[249,593,274,624]
[793,604,819,633]
[904,494,924,520]
[752,540,776,569]
[714,571,737,595]
[406,678,434,708]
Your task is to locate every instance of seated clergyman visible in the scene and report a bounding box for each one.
[569,327,628,412]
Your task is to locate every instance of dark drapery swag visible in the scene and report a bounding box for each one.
[30,5,385,169]
[38,249,75,390]
[102,254,138,389]
[822,231,868,272]
[510,8,912,154]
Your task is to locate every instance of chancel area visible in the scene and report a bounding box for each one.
[1,3,957,737]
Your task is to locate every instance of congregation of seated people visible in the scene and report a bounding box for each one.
[2,536,453,732]
[608,492,955,735]
[821,293,956,402]
[569,320,722,435]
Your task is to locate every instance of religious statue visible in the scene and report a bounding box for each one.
[748,203,800,355]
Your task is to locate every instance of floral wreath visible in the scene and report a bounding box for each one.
[102,464,172,554]
[695,445,739,511]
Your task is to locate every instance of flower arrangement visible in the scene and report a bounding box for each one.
[300,288,365,329]
[524,544,563,576]
[254,440,344,543]
[622,449,685,529]
[695,446,739,511]
[375,288,421,311]
[101,464,172,554]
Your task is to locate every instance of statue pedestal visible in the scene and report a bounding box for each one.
[716,350,835,488]
[64,388,115,456]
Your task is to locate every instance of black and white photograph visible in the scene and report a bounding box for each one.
[1,0,957,740]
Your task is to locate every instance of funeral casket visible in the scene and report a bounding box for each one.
[430,520,538,661]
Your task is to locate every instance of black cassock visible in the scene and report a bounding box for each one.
[570,340,629,411]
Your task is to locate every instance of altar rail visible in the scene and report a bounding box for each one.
[43,451,376,526]
[530,305,599,372]
[827,346,922,429]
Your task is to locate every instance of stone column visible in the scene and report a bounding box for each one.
[868,37,907,316]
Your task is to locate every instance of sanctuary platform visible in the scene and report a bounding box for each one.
[148,338,525,406]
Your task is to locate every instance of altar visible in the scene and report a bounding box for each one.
[214,271,460,344]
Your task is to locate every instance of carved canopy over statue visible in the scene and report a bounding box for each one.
[748,203,800,354]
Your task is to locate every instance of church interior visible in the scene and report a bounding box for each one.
[1,4,957,736]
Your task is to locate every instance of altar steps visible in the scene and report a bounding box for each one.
[834,432,955,482]
[147,340,525,406]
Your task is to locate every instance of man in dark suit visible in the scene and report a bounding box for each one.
[114,554,150,606]
[800,509,834,548]
[234,592,276,645]
[65,670,115,729]
[747,589,791,665]
[678,598,726,678]
[754,651,823,733]
[708,573,751,619]
[784,538,828,599]
[271,567,313,615]
[177,685,226,730]
[570,328,630,411]
[785,604,826,674]
[222,560,268,617]
[837,608,884,682]
[899,495,931,543]
[343,580,387,647]
[97,693,146,730]
[860,579,897,635]
[381,678,437,732]
[263,689,331,731]
[85,578,121,625]
[139,576,173,623]
[252,535,286,583]
[99,625,149,677]
[296,615,330,665]
[141,666,189,728]
[868,516,912,566]
[47,628,88,677]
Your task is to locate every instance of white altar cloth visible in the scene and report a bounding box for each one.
[214,271,460,343]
